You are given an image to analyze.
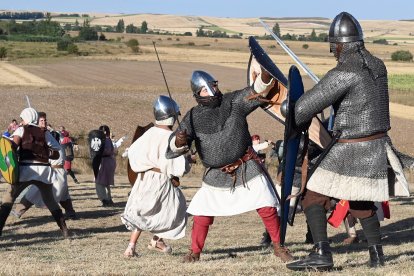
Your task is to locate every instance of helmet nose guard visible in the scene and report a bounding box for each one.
[190,70,218,97]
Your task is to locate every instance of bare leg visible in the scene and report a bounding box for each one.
[124,229,141,257]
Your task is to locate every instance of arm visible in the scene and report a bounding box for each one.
[295,69,356,127]
[166,112,195,159]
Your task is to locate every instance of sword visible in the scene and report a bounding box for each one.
[25,95,31,108]
[259,19,320,83]
[152,41,181,127]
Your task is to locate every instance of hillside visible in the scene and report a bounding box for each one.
[76,13,414,43]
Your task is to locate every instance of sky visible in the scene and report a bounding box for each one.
[1,0,413,20]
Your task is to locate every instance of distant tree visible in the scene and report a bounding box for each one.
[116,19,125,33]
[57,36,73,51]
[272,22,281,37]
[183,31,192,36]
[318,33,328,42]
[310,29,317,41]
[126,23,139,33]
[73,19,80,31]
[105,26,114,32]
[0,47,7,60]
[302,44,309,49]
[64,23,72,31]
[78,19,98,40]
[196,27,205,37]
[140,21,148,34]
[373,39,388,45]
[391,50,413,62]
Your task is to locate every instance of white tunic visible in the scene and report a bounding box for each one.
[121,127,189,240]
[187,175,279,216]
[24,146,70,207]
[13,127,61,184]
[170,137,280,217]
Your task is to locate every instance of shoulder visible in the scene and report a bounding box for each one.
[12,127,24,137]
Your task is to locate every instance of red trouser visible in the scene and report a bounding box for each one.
[190,207,280,254]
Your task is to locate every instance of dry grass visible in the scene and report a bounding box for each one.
[0,176,413,275]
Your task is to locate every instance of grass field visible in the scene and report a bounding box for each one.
[0,176,412,275]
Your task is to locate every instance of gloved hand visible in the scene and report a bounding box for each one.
[175,129,188,148]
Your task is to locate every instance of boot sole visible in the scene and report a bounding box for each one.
[286,263,333,271]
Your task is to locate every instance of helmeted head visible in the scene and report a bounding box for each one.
[329,12,363,43]
[99,125,110,137]
[153,95,180,126]
[329,12,363,60]
[20,107,38,125]
[191,70,223,107]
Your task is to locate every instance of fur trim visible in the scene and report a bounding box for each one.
[307,167,389,201]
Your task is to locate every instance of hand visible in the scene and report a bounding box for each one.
[260,66,272,84]
[186,153,197,164]
[171,176,180,187]
[175,129,188,148]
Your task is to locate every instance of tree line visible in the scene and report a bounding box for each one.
[0,11,44,20]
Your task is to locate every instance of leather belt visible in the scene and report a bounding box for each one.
[139,168,180,187]
[337,132,387,143]
[220,147,262,187]
[52,165,64,169]
[139,168,161,180]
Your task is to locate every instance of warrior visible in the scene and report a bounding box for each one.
[0,108,69,238]
[12,129,77,220]
[286,12,409,271]
[95,125,116,206]
[121,96,192,257]
[166,69,293,262]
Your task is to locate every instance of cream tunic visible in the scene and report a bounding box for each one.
[121,127,189,240]
[24,146,70,207]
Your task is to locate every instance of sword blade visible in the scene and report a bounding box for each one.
[25,95,31,108]
[259,19,320,84]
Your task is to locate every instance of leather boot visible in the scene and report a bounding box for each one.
[368,244,385,267]
[286,241,333,271]
[51,209,70,239]
[260,230,272,247]
[182,249,200,263]
[60,199,77,220]
[273,243,293,262]
[0,205,12,236]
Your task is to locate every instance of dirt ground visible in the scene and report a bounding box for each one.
[0,176,413,275]
[0,59,413,157]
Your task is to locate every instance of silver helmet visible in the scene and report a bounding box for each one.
[190,70,218,97]
[329,12,363,43]
[153,95,180,122]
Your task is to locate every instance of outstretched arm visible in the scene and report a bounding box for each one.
[166,112,194,159]
[295,69,356,127]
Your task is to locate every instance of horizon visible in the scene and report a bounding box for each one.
[1,0,414,21]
